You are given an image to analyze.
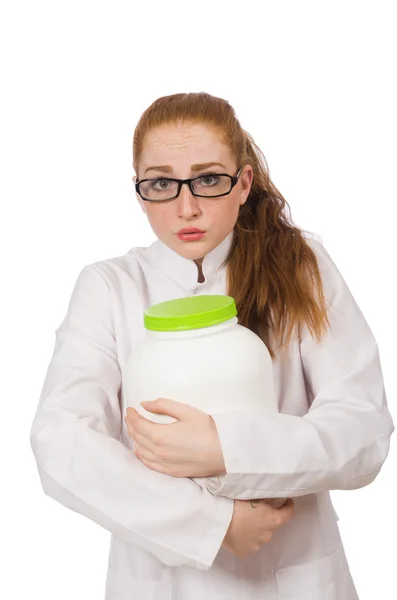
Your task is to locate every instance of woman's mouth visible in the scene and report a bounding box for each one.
[177,228,205,242]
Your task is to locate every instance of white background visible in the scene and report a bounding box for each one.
[1,1,396,598]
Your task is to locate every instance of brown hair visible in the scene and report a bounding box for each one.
[133,92,330,358]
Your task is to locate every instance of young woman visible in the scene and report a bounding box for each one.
[30,92,394,599]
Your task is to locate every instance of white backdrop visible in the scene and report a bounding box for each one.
[1,1,396,598]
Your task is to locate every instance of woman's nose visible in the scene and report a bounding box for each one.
[176,184,201,218]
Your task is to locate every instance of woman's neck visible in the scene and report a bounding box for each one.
[194,258,205,283]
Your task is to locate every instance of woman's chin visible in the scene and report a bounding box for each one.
[174,238,208,257]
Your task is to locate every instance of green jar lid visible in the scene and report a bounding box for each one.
[144,295,237,332]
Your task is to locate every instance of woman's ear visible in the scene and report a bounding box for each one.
[239,165,253,206]
[132,175,147,214]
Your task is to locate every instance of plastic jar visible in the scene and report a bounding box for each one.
[124,295,285,506]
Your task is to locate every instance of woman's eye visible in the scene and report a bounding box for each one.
[200,175,220,186]
[152,179,170,189]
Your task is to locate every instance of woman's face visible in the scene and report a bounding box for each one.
[134,122,253,263]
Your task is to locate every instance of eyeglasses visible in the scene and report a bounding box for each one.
[135,167,242,202]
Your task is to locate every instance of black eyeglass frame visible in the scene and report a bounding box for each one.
[135,167,243,202]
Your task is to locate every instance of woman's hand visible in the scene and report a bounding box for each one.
[222,498,295,558]
[124,399,227,478]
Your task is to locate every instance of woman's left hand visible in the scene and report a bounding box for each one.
[124,399,226,478]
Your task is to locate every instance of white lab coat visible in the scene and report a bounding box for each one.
[30,231,394,599]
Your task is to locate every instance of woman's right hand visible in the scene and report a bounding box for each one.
[221,498,295,558]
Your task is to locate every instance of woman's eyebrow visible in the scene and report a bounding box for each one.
[191,162,226,172]
[144,165,172,175]
[144,162,226,176]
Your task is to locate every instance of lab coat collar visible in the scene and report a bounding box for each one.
[148,231,234,289]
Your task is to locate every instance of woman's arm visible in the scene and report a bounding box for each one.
[207,239,394,500]
[30,265,234,570]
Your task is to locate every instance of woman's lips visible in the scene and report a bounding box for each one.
[177,231,205,242]
[177,230,205,241]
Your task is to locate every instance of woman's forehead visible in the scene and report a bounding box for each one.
[144,122,224,147]
[140,123,233,169]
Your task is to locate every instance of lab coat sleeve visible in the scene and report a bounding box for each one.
[30,265,234,571]
[209,239,394,500]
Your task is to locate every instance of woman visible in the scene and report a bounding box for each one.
[30,92,394,599]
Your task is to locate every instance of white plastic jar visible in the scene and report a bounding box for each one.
[124,295,285,506]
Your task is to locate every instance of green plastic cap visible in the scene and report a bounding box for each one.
[144,295,237,332]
